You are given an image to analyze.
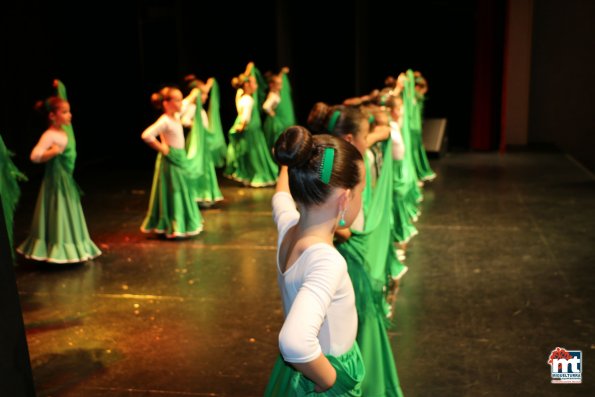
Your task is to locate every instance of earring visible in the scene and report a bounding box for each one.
[338,210,346,227]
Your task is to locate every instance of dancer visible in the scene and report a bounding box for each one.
[0,134,27,258]
[224,62,278,187]
[183,77,224,207]
[17,81,101,263]
[262,67,296,149]
[404,69,435,182]
[384,95,418,248]
[309,104,406,396]
[264,126,366,396]
[140,86,204,238]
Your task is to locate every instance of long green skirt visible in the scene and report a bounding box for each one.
[392,160,418,244]
[263,115,285,150]
[140,148,203,238]
[336,241,404,397]
[393,159,421,223]
[17,156,101,263]
[185,118,223,206]
[264,343,365,397]
[410,129,436,182]
[194,164,223,206]
[0,135,27,258]
[224,121,278,188]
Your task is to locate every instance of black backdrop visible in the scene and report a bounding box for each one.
[0,0,478,177]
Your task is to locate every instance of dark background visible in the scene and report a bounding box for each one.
[0,0,593,177]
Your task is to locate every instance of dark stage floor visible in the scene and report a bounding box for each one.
[12,150,595,396]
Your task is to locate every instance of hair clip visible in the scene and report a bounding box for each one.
[319,147,335,184]
[327,110,341,132]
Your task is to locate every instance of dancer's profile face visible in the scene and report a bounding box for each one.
[352,119,369,156]
[338,161,366,229]
[50,102,72,127]
[269,76,282,92]
[164,89,183,113]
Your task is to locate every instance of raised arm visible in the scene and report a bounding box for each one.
[276,165,290,194]
[244,61,254,76]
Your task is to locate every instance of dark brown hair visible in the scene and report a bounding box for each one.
[307,103,366,140]
[274,126,363,207]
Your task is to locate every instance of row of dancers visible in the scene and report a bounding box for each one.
[0,62,297,261]
[0,65,436,396]
[263,70,436,396]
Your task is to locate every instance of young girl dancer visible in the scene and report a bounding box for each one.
[309,104,405,397]
[183,77,224,207]
[224,63,278,187]
[262,67,296,149]
[0,134,27,257]
[17,82,101,263]
[264,126,366,396]
[140,86,203,238]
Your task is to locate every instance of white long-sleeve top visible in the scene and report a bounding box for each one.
[236,94,253,125]
[141,114,185,149]
[272,192,358,363]
[262,91,280,116]
[389,120,405,160]
[30,129,67,162]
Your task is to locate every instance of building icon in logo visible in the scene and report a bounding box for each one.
[548,347,582,384]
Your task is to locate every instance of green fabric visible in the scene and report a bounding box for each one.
[254,66,268,108]
[391,177,418,244]
[16,128,101,263]
[0,135,27,256]
[335,142,405,397]
[362,156,372,216]
[56,80,68,101]
[279,72,296,126]
[320,148,335,184]
[141,148,204,237]
[355,299,404,397]
[263,72,296,149]
[405,70,435,181]
[264,343,365,397]
[358,138,406,286]
[396,85,423,221]
[185,90,223,205]
[224,65,278,187]
[55,80,77,169]
[205,79,227,168]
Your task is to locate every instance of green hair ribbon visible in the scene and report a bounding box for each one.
[327,110,341,132]
[319,147,335,184]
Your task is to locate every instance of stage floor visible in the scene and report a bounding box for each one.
[13,150,595,396]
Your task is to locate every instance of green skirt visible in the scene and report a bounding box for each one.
[337,239,404,397]
[0,135,27,258]
[140,148,203,238]
[17,158,101,263]
[264,343,365,397]
[392,178,418,244]
[194,163,223,206]
[263,115,285,150]
[410,129,436,182]
[393,159,421,222]
[224,121,278,188]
